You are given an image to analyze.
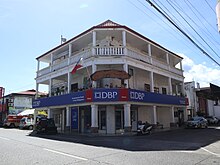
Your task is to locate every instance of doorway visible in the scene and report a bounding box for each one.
[79,107,91,133]
[115,110,124,132]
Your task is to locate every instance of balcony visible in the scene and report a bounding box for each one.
[37,46,182,78]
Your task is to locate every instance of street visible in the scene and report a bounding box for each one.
[0,127,220,165]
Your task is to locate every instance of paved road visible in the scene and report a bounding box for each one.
[0,127,220,165]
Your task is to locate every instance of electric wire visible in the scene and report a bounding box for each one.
[204,0,216,15]
[146,0,220,67]
[128,0,196,55]
[165,0,220,60]
[174,0,220,47]
[185,0,218,35]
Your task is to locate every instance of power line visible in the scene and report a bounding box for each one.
[165,0,220,60]
[146,0,220,67]
[204,0,216,15]
[128,0,196,55]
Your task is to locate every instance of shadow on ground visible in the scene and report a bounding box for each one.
[28,127,220,152]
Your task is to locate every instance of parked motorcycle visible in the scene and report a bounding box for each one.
[137,121,153,135]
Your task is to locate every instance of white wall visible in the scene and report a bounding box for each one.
[14,96,32,109]
[207,100,214,116]
[133,68,149,90]
[214,106,220,118]
[157,107,171,128]
[138,106,152,123]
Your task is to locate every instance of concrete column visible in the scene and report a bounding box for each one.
[33,109,37,130]
[35,83,39,99]
[62,109,65,132]
[124,104,131,132]
[66,107,70,131]
[91,104,98,133]
[122,31,127,55]
[67,72,71,93]
[92,31,96,55]
[166,53,169,65]
[152,106,157,125]
[169,77,172,95]
[176,85,178,95]
[47,108,51,118]
[92,63,97,88]
[148,43,152,64]
[68,43,72,65]
[150,71,154,92]
[180,61,183,70]
[37,60,40,73]
[123,63,129,88]
[49,79,52,97]
[171,106,175,123]
[50,53,53,72]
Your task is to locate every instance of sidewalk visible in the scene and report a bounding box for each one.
[29,126,184,141]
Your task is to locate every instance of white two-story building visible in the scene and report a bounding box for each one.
[33,20,187,134]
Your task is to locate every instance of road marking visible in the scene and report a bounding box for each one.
[43,148,88,161]
[0,136,10,141]
[201,147,220,157]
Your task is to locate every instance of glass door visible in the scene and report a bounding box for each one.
[115,110,124,131]
[99,110,106,131]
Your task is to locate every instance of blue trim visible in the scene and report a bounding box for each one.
[33,89,186,108]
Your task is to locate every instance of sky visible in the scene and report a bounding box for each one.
[1,0,220,95]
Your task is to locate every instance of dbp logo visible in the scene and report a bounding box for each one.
[130,91,145,100]
[95,91,118,99]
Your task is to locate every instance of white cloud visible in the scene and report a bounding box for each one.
[179,54,220,87]
[80,4,89,9]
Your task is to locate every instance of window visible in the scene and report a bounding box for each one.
[162,87,167,94]
[71,83,78,92]
[144,84,150,92]
[154,87,159,93]
[129,68,134,76]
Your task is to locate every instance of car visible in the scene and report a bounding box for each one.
[205,116,219,125]
[35,118,57,134]
[185,116,208,129]
[19,117,34,130]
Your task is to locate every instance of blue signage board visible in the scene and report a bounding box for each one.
[33,88,186,108]
[33,91,86,108]
[129,89,186,105]
[71,107,78,129]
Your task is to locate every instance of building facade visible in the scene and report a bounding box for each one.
[33,20,187,134]
[0,89,46,122]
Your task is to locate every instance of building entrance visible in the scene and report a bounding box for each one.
[79,107,91,133]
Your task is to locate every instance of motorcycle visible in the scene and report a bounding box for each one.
[137,121,153,135]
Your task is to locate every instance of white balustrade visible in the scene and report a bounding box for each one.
[37,46,182,78]
[127,48,151,64]
[37,67,50,77]
[95,47,124,56]
[169,67,183,75]
[52,59,68,71]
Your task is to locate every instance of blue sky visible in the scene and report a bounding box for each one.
[1,0,220,94]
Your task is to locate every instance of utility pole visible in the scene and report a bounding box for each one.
[0,87,5,122]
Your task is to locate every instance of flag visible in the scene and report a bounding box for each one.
[71,58,83,74]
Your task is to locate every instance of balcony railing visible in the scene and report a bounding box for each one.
[95,46,124,56]
[127,48,151,64]
[37,46,182,77]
